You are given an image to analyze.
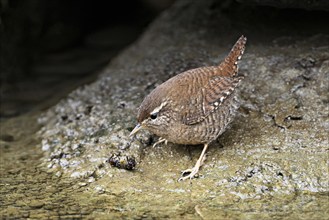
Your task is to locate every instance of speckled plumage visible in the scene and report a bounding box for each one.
[131,35,247,180]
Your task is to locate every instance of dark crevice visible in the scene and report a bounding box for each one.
[284,115,303,122]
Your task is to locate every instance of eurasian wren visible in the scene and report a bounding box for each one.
[130,36,247,181]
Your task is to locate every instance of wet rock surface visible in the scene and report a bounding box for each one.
[1,0,329,219]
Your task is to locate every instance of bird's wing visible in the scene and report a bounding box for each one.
[182,75,242,125]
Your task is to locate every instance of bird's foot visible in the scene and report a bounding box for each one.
[152,137,168,148]
[178,166,200,181]
[178,143,208,181]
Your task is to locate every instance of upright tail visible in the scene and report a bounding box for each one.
[218,35,247,77]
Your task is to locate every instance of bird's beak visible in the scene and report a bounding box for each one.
[129,123,142,137]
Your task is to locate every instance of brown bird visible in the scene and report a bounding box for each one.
[130,36,247,181]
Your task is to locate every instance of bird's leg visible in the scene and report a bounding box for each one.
[178,143,209,181]
[152,137,168,148]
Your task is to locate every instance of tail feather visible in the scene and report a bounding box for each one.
[218,35,247,77]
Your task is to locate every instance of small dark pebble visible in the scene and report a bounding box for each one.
[107,154,136,170]
[277,172,284,178]
[61,115,68,121]
[84,105,93,115]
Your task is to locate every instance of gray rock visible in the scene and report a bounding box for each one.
[38,0,329,218]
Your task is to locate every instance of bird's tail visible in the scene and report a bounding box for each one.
[218,35,247,77]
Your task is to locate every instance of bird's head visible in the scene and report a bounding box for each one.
[130,86,172,137]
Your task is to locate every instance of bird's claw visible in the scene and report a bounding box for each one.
[152,137,168,148]
[178,167,200,181]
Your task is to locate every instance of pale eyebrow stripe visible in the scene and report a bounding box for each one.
[150,101,168,115]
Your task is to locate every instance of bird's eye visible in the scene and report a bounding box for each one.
[150,113,157,120]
